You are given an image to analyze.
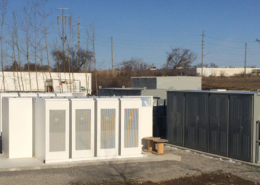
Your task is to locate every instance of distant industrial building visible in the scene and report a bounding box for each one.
[197,67,260,77]
[0,72,92,94]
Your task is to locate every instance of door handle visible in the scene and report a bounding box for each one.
[240,126,243,131]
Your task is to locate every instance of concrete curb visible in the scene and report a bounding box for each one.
[0,153,181,172]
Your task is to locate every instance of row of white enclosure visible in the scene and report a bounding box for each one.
[0,92,86,134]
[1,95,153,163]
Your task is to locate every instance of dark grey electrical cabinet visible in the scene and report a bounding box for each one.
[167,90,260,163]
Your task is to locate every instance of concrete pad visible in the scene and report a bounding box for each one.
[0,152,181,172]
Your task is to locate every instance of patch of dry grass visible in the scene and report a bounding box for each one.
[203,76,260,91]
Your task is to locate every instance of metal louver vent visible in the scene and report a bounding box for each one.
[49,110,66,152]
[124,109,139,148]
[101,109,115,149]
[76,109,91,150]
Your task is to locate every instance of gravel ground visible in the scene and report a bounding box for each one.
[0,146,259,185]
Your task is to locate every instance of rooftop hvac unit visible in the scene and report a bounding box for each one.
[55,92,73,97]
[19,92,38,97]
[2,97,33,158]
[34,97,70,163]
[96,98,119,158]
[70,98,95,159]
[37,93,56,97]
[120,98,142,156]
[0,92,19,136]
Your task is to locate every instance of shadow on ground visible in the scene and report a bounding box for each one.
[71,172,259,185]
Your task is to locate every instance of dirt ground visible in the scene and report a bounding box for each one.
[202,76,260,91]
[79,173,258,185]
[0,146,260,185]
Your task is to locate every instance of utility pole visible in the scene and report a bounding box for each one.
[76,18,82,70]
[201,31,205,77]
[57,8,70,72]
[93,30,97,94]
[111,36,114,77]
[244,42,247,75]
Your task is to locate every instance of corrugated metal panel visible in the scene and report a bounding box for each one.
[185,93,208,152]
[124,109,139,148]
[100,109,116,149]
[209,94,229,156]
[75,109,91,150]
[49,110,66,152]
[229,95,253,162]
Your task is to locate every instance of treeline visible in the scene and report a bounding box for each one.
[0,0,203,94]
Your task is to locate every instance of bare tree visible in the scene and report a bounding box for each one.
[119,58,152,73]
[32,1,39,91]
[210,62,218,68]
[38,0,52,80]
[93,26,97,94]
[11,13,18,91]
[164,48,197,75]
[85,29,90,93]
[52,38,61,81]
[15,22,25,91]
[23,3,32,91]
[13,11,25,91]
[67,20,74,92]
[0,0,7,91]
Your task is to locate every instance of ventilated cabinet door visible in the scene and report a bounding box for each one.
[124,109,139,148]
[229,95,252,162]
[167,92,185,146]
[75,109,91,150]
[185,93,209,152]
[49,110,66,152]
[209,95,229,156]
[100,109,116,149]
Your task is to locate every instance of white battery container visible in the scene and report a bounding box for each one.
[2,97,33,158]
[0,92,19,135]
[34,97,70,163]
